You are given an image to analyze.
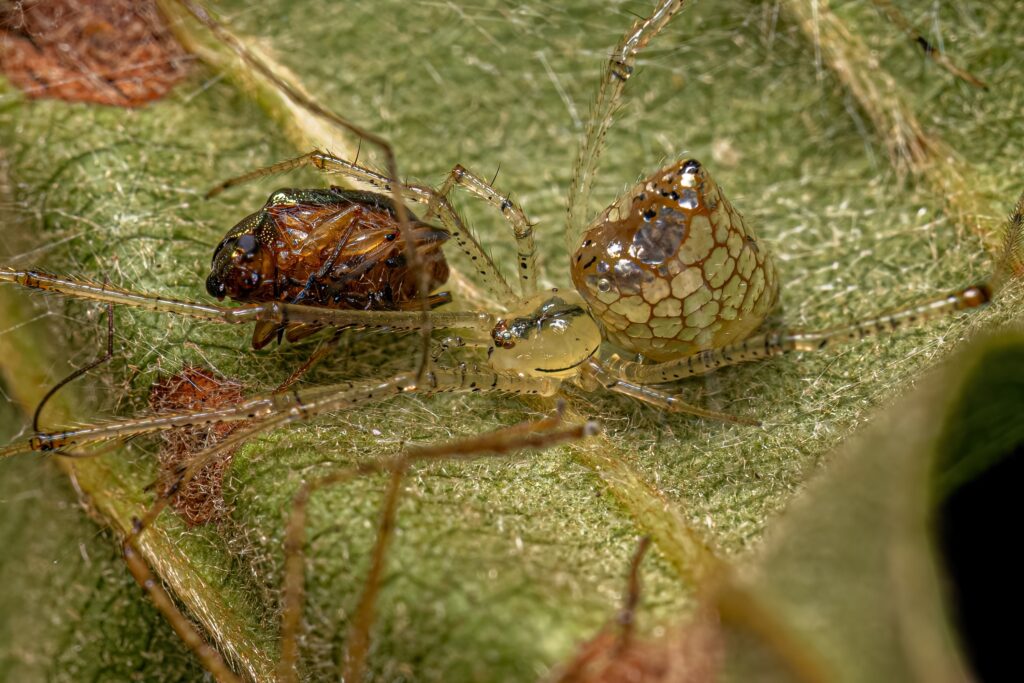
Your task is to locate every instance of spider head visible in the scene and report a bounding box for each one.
[206,211,274,301]
[489,290,602,378]
[570,159,779,361]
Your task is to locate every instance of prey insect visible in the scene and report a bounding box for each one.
[204,187,453,350]
[0,0,997,680]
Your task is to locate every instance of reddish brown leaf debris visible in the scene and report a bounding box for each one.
[149,365,245,526]
[0,0,190,107]
[550,612,723,683]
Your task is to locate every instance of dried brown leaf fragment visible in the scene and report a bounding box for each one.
[0,0,190,106]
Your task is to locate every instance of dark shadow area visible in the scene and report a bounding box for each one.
[937,441,1021,682]
[934,340,1024,683]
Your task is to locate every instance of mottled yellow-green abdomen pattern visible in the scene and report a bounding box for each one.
[571,159,778,361]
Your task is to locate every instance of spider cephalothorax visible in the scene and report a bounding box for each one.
[489,291,603,377]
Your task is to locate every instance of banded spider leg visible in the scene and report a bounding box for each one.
[0,0,1004,680]
[116,392,596,682]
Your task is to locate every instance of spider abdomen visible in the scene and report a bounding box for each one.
[571,159,778,361]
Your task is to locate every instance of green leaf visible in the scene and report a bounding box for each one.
[0,1,1020,681]
[720,330,1024,682]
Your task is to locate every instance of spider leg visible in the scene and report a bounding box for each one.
[581,359,759,426]
[174,0,434,378]
[2,363,562,455]
[279,406,597,683]
[432,164,539,297]
[432,334,492,365]
[867,0,987,89]
[565,0,687,255]
[412,182,520,308]
[605,282,991,385]
[204,150,393,199]
[0,266,496,339]
[122,540,241,683]
[105,369,567,683]
[207,149,522,309]
[129,367,562,545]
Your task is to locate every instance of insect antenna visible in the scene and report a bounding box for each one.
[32,302,115,434]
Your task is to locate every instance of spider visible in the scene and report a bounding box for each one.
[0,0,998,680]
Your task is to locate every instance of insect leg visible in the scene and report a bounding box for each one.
[272,328,344,394]
[32,302,114,433]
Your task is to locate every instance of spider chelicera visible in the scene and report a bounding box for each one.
[0,0,996,680]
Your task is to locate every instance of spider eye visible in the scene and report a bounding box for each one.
[236,234,259,259]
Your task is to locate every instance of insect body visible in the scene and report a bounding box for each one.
[205,187,451,348]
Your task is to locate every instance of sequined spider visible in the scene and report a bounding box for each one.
[0,0,994,680]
